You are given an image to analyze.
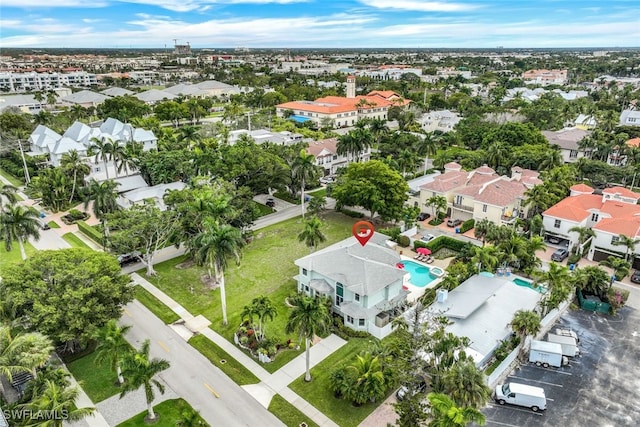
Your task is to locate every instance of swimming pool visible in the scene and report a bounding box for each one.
[398,260,437,288]
[512,277,547,294]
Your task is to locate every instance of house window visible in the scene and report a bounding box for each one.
[554,219,561,228]
[611,236,619,244]
[346,315,354,324]
[455,195,463,205]
[302,268,308,276]
[359,318,365,327]
[304,285,309,292]
[355,293,360,302]
[591,213,599,222]
[569,150,578,159]
[483,204,487,213]
[336,282,344,306]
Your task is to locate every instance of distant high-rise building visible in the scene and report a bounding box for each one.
[174,41,191,55]
[346,75,356,98]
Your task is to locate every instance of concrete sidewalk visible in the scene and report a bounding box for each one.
[130,272,345,427]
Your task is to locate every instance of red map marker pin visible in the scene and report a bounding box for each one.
[352,221,374,246]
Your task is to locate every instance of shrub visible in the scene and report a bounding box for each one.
[273,190,300,205]
[414,235,469,253]
[77,220,103,244]
[567,253,581,265]
[378,226,401,240]
[340,208,365,219]
[331,316,371,340]
[460,219,475,233]
[428,217,443,226]
[397,235,410,247]
[68,209,85,220]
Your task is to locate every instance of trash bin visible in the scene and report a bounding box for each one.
[455,227,460,233]
[569,263,575,271]
[40,212,46,218]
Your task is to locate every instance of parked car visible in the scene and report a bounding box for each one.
[35,218,51,230]
[417,212,431,221]
[446,218,462,227]
[117,251,141,267]
[421,233,436,242]
[547,236,561,244]
[266,197,275,208]
[319,175,336,184]
[631,270,640,284]
[396,378,427,401]
[494,382,547,412]
[550,248,569,262]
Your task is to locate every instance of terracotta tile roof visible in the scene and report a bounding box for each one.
[626,137,640,148]
[475,179,528,207]
[306,138,338,157]
[595,201,640,237]
[602,186,640,200]
[570,183,594,193]
[444,162,462,171]
[420,170,468,192]
[278,93,396,115]
[467,171,498,186]
[542,194,603,222]
[367,90,397,98]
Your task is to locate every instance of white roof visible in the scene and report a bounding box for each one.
[101,87,134,97]
[61,90,110,105]
[505,382,546,398]
[530,340,563,354]
[134,89,176,103]
[51,137,86,154]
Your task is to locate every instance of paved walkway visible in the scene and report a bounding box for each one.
[130,273,345,427]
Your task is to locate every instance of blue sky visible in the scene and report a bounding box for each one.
[1,0,639,49]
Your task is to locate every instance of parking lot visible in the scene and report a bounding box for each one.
[482,305,640,426]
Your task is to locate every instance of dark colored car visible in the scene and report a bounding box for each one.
[118,251,141,267]
[551,248,569,262]
[417,212,431,221]
[631,270,640,284]
[447,218,462,227]
[266,197,275,208]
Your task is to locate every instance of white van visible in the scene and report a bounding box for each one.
[494,382,547,412]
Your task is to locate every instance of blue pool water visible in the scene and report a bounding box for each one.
[513,277,547,294]
[398,260,436,288]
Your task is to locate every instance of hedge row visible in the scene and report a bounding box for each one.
[460,219,475,233]
[340,208,365,218]
[414,235,469,253]
[77,220,103,244]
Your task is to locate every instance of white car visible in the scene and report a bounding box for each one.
[421,234,436,242]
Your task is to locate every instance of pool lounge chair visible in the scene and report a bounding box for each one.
[426,256,435,264]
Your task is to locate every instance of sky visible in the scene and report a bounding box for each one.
[1,0,640,49]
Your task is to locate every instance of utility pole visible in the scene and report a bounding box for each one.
[17,139,31,184]
[246,111,253,132]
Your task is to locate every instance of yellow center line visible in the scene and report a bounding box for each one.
[158,340,170,353]
[204,383,220,398]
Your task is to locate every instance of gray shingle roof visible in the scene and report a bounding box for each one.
[61,90,110,104]
[101,87,135,97]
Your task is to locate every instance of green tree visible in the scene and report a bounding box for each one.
[0,204,41,260]
[442,360,491,409]
[419,132,440,174]
[292,149,319,218]
[61,150,90,203]
[0,183,18,209]
[344,352,388,405]
[90,137,114,180]
[119,339,170,421]
[298,216,326,253]
[332,160,409,221]
[1,249,133,352]
[473,218,494,246]
[568,226,596,257]
[83,179,120,220]
[427,392,486,427]
[613,234,640,262]
[511,310,541,360]
[471,245,499,273]
[599,256,631,280]
[94,319,132,385]
[425,195,448,219]
[188,220,245,325]
[0,326,53,382]
[22,380,95,426]
[534,262,573,316]
[285,295,332,382]
[241,296,277,342]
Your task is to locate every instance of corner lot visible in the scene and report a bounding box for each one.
[482,305,640,426]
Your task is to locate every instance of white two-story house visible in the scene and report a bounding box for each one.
[294,233,409,339]
[542,185,640,267]
[306,137,370,176]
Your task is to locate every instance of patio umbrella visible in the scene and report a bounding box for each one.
[417,247,431,255]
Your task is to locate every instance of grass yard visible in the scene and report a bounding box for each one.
[188,334,259,385]
[139,212,356,372]
[0,168,24,186]
[134,286,181,324]
[62,232,91,249]
[0,242,36,270]
[67,350,123,403]
[288,338,383,427]
[268,394,320,427]
[307,187,327,198]
[47,220,61,228]
[116,398,209,427]
[252,200,275,217]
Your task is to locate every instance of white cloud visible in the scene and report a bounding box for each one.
[1,0,107,7]
[115,0,307,13]
[359,0,481,12]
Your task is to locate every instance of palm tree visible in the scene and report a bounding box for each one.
[0,183,18,208]
[471,245,499,273]
[94,319,132,385]
[368,117,389,154]
[292,149,318,219]
[109,141,126,178]
[398,148,419,177]
[0,204,41,260]
[345,352,387,405]
[427,392,486,426]
[511,310,541,360]
[0,326,53,382]
[241,296,277,342]
[568,226,596,257]
[298,216,326,253]
[473,218,493,247]
[178,125,202,151]
[285,295,332,382]
[189,220,245,325]
[443,360,491,409]
[486,141,509,170]
[613,234,640,262]
[599,256,631,280]
[22,380,95,426]
[83,179,120,220]
[61,150,90,203]
[539,147,563,171]
[419,132,440,174]
[119,339,170,421]
[533,261,573,315]
[425,195,447,219]
[90,137,114,180]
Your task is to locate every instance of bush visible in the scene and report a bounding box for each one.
[331,316,372,340]
[77,220,103,244]
[397,235,410,247]
[68,209,88,221]
[428,217,443,226]
[378,226,401,240]
[340,208,365,219]
[414,235,469,253]
[273,190,301,205]
[460,218,475,233]
[567,253,581,265]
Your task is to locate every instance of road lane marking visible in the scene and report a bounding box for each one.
[487,403,544,417]
[158,340,170,353]
[487,420,527,426]
[204,383,220,398]
[508,375,563,387]
[529,365,572,376]
[124,309,132,317]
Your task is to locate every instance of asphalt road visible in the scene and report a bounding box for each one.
[120,300,284,427]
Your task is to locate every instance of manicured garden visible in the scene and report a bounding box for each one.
[62,232,91,249]
[138,212,356,372]
[116,398,208,426]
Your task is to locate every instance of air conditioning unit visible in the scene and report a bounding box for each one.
[436,289,448,303]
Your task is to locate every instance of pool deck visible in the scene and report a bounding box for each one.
[400,254,446,302]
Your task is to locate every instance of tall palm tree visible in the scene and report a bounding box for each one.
[568,226,596,257]
[0,183,18,208]
[94,319,132,385]
[368,117,389,154]
[178,125,202,151]
[443,360,491,409]
[22,380,95,426]
[613,234,640,262]
[0,326,53,382]
[109,141,126,178]
[298,216,326,253]
[419,132,440,175]
[285,295,332,382]
[189,220,244,325]
[61,150,90,203]
[83,179,120,220]
[292,149,318,219]
[398,148,418,177]
[511,310,541,359]
[473,218,493,247]
[119,339,170,421]
[427,392,486,427]
[486,141,509,170]
[241,296,277,342]
[471,245,499,273]
[90,137,114,180]
[599,256,631,280]
[0,204,41,260]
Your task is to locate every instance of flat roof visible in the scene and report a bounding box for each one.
[431,275,506,319]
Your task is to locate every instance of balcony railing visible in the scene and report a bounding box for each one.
[452,203,474,212]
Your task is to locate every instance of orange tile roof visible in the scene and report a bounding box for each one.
[542,194,603,222]
[278,94,396,115]
[570,183,594,193]
[475,180,528,207]
[603,186,640,200]
[626,137,640,147]
[420,171,468,192]
[595,200,640,237]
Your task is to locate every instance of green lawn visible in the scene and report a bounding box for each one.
[134,286,181,324]
[0,242,36,270]
[48,220,61,229]
[188,334,259,385]
[116,398,209,427]
[67,350,123,403]
[0,168,24,186]
[62,232,91,249]
[268,394,320,427]
[288,338,383,427]
[252,200,275,217]
[138,212,356,373]
[308,187,327,198]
